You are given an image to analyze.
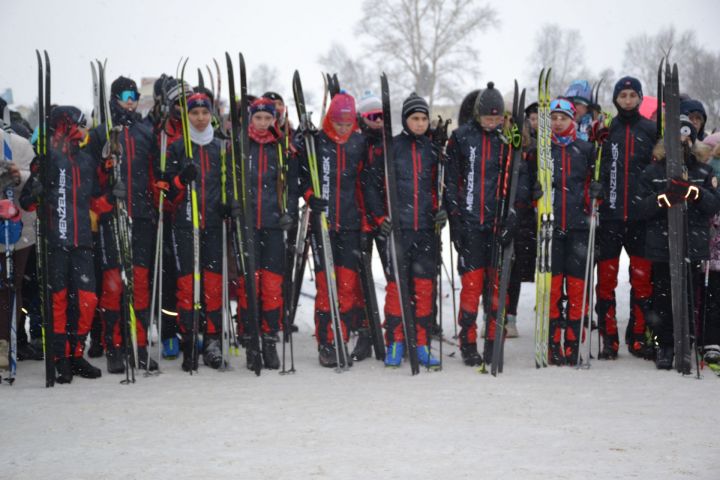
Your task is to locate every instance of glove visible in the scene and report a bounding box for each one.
[589,181,604,200]
[431,116,450,150]
[532,180,544,201]
[179,163,197,186]
[278,213,294,231]
[221,200,242,219]
[295,122,318,144]
[499,209,518,246]
[30,179,44,200]
[0,199,19,220]
[590,121,609,144]
[668,176,690,204]
[379,218,392,237]
[434,209,448,229]
[111,180,127,201]
[308,195,328,214]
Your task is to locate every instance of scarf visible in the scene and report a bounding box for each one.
[322,115,355,144]
[552,122,577,146]
[249,124,278,144]
[189,123,214,146]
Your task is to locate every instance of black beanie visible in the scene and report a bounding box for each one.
[262,91,284,104]
[111,76,139,99]
[613,76,643,101]
[402,93,429,119]
[474,82,504,117]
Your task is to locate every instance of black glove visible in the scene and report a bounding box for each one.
[278,213,294,231]
[589,181,604,200]
[532,180,544,201]
[434,209,448,229]
[667,176,690,204]
[295,122,318,144]
[179,163,197,186]
[499,209,518,246]
[379,218,392,237]
[308,195,328,214]
[222,200,242,219]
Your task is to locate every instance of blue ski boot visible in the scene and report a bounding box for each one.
[384,342,404,367]
[417,345,440,369]
[162,337,180,359]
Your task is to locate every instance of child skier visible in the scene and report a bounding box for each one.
[20,106,104,383]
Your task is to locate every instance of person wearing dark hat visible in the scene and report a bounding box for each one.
[87,75,160,374]
[20,106,105,383]
[262,91,293,133]
[593,75,657,360]
[165,91,232,371]
[364,92,445,369]
[234,97,298,370]
[564,80,594,142]
[634,115,720,370]
[681,98,708,141]
[296,91,374,368]
[542,98,600,366]
[445,82,530,366]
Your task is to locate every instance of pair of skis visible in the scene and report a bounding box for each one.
[534,68,553,368]
[487,81,526,376]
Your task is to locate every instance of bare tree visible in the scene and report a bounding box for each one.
[356,0,498,109]
[527,24,587,98]
[248,63,281,97]
[317,43,376,98]
[686,50,720,130]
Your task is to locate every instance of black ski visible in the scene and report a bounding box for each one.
[358,242,385,360]
[380,73,420,375]
[491,81,526,376]
[35,50,54,387]
[663,61,692,374]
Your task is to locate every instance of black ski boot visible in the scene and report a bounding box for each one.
[627,332,648,358]
[482,339,494,365]
[106,347,125,374]
[548,342,565,366]
[318,343,338,368]
[460,343,483,366]
[351,329,372,362]
[16,341,44,361]
[181,336,199,372]
[564,341,579,366]
[655,345,674,370]
[203,335,223,370]
[87,341,104,358]
[262,334,280,370]
[71,356,102,379]
[598,333,619,360]
[137,346,158,371]
[55,358,74,384]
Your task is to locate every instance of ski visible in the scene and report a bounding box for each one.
[534,68,553,368]
[358,241,385,360]
[662,61,692,374]
[36,50,54,387]
[380,73,420,375]
[292,70,350,372]
[490,81,526,376]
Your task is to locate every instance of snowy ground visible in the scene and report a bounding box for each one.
[2,251,719,479]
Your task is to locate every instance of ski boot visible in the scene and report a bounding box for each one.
[564,341,579,366]
[703,345,720,364]
[137,346,159,371]
[351,329,373,361]
[460,343,483,367]
[55,358,74,384]
[384,341,404,367]
[202,335,223,370]
[16,341,44,361]
[87,341,104,359]
[417,345,440,369]
[548,341,565,366]
[106,347,125,374]
[162,337,180,359]
[71,356,102,379]
[655,345,674,370]
[318,343,338,368]
[598,333,619,360]
[262,334,280,370]
[627,332,648,358]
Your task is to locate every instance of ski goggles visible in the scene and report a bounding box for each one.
[118,90,139,102]
[362,111,383,122]
[550,98,576,118]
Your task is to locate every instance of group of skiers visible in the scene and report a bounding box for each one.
[1,59,720,386]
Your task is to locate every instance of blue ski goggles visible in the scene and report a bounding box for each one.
[118,90,139,102]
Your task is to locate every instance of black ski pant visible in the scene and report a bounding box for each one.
[0,245,31,343]
[702,270,720,347]
[651,261,702,348]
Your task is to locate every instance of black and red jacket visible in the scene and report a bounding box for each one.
[445,121,529,231]
[166,136,232,230]
[20,141,106,249]
[87,122,158,221]
[248,134,299,230]
[599,113,656,222]
[366,131,440,231]
[550,139,596,231]
[297,130,371,232]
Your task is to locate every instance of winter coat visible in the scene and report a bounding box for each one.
[634,148,720,263]
[0,129,36,250]
[549,139,596,232]
[598,113,657,222]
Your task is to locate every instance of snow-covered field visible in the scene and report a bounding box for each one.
[2,252,719,479]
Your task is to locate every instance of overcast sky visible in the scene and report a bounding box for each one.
[3,0,717,115]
